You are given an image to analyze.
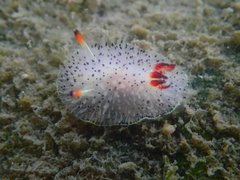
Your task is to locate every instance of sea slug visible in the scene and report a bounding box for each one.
[57,30,188,126]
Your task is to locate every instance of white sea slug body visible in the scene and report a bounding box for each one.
[57,30,188,126]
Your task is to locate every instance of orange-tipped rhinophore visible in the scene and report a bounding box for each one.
[70,89,82,97]
[74,30,85,46]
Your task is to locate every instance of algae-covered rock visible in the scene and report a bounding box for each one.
[230,31,240,46]
[131,25,148,39]
[118,162,139,180]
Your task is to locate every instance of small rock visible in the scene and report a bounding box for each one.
[162,122,176,136]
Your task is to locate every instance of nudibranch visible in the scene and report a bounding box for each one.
[57,30,188,126]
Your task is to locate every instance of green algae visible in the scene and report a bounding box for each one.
[1,0,240,179]
[163,155,178,180]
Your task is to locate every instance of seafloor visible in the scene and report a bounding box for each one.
[0,0,240,179]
